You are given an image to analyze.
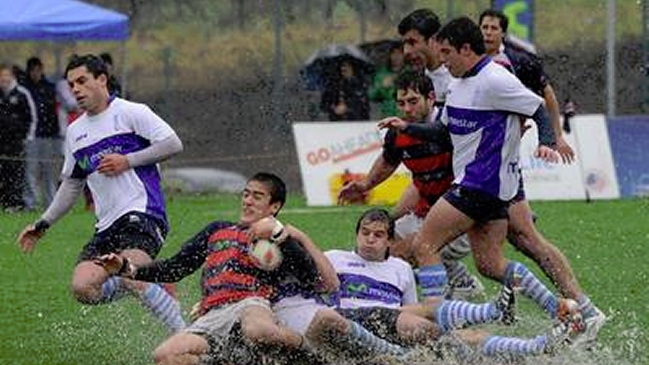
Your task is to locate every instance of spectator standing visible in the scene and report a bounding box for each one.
[369,44,404,118]
[0,64,37,211]
[321,58,370,121]
[24,57,61,209]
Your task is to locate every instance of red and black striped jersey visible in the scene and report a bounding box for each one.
[383,121,454,217]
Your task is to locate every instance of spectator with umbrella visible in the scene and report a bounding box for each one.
[301,44,374,121]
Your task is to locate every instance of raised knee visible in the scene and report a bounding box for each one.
[70,281,102,305]
[241,320,278,345]
[152,345,177,365]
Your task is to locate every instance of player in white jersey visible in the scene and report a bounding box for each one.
[389,8,485,300]
[409,17,573,327]
[479,9,606,346]
[17,54,186,333]
[277,209,583,362]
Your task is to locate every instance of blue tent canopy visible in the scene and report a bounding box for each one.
[0,0,128,41]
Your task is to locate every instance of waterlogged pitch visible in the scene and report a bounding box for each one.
[1,195,647,364]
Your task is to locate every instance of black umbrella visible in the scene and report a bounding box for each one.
[300,44,375,91]
[358,39,402,68]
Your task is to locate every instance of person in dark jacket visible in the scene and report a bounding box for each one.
[0,64,37,211]
[321,58,370,121]
[23,57,61,209]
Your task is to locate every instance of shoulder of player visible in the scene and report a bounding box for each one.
[482,62,523,87]
[324,249,348,259]
[111,97,152,113]
[206,220,235,233]
[504,46,543,70]
[385,256,414,271]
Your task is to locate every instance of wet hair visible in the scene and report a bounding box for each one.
[398,8,441,40]
[355,208,395,240]
[479,9,509,33]
[436,17,486,55]
[65,54,108,79]
[249,172,287,212]
[99,52,114,66]
[394,69,434,99]
[26,57,43,72]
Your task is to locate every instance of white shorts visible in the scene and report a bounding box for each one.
[274,295,331,335]
[185,297,271,339]
[394,213,424,239]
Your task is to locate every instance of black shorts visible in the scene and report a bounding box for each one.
[77,211,167,263]
[443,184,509,223]
[336,307,403,345]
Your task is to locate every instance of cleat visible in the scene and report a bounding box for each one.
[494,284,517,326]
[571,307,606,350]
[544,313,585,355]
[446,274,485,300]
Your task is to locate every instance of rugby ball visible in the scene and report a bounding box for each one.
[251,239,283,271]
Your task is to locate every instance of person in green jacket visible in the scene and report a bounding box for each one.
[369,44,404,118]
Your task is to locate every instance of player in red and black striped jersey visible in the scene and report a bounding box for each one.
[96,172,337,365]
[337,70,485,300]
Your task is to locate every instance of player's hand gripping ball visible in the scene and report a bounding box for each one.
[251,238,283,271]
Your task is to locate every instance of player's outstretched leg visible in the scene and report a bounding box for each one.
[503,261,560,319]
[441,235,485,300]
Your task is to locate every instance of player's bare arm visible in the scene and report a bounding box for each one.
[377,116,408,131]
[285,224,340,292]
[338,156,398,204]
[543,84,575,164]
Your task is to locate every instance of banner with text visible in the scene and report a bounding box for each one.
[520,114,619,200]
[292,122,411,206]
[294,115,619,206]
[493,0,535,41]
[607,116,649,197]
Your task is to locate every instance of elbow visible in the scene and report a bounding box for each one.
[172,134,184,155]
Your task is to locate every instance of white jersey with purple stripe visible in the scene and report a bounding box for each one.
[426,64,453,104]
[325,250,417,309]
[441,57,543,200]
[62,98,176,232]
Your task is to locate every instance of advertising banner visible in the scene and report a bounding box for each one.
[520,114,619,200]
[519,120,586,200]
[607,116,649,197]
[493,0,535,41]
[292,122,410,206]
[571,115,620,199]
[294,115,620,206]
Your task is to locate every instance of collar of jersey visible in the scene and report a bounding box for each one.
[462,55,491,78]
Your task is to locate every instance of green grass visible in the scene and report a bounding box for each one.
[1,195,648,364]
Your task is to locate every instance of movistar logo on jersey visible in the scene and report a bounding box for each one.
[77,155,92,171]
[346,283,368,293]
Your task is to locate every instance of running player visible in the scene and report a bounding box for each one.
[410,17,562,322]
[17,54,185,333]
[479,9,606,345]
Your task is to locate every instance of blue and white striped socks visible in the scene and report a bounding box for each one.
[505,262,558,318]
[139,283,186,332]
[482,335,546,357]
[417,264,447,298]
[347,320,408,357]
[576,294,597,319]
[435,300,500,332]
[101,276,127,303]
